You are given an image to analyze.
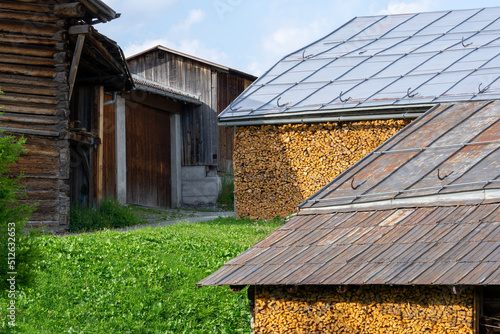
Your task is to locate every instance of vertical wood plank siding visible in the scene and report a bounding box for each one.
[127,50,255,170]
[102,94,116,198]
[125,100,171,208]
[0,0,70,232]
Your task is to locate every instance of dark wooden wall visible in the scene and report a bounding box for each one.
[69,86,94,207]
[125,100,171,208]
[128,50,217,167]
[217,72,254,173]
[0,0,70,232]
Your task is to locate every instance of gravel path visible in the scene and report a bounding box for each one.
[114,210,236,232]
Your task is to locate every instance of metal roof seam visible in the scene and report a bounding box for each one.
[220,8,500,123]
[303,106,448,206]
[298,17,424,110]
[435,47,500,102]
[395,104,497,194]
[315,13,454,110]
[249,15,416,115]
[448,145,500,187]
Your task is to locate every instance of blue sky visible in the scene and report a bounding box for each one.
[98,0,500,76]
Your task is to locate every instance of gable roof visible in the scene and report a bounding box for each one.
[127,45,257,80]
[219,7,500,126]
[198,100,500,287]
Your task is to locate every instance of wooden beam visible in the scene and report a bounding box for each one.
[54,3,86,18]
[68,24,93,35]
[95,86,104,204]
[68,34,85,101]
[0,127,59,137]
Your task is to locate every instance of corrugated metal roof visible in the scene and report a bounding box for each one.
[198,203,500,286]
[198,100,500,287]
[132,75,202,105]
[219,7,500,125]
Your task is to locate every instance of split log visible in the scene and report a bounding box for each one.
[254,285,474,333]
[234,120,409,220]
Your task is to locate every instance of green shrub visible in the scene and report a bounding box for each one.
[0,132,37,292]
[69,199,140,232]
[217,174,234,210]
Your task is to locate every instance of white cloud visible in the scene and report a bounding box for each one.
[103,0,179,16]
[169,9,206,36]
[377,0,435,15]
[262,21,326,60]
[245,60,268,77]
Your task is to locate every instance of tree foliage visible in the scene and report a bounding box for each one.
[0,117,38,291]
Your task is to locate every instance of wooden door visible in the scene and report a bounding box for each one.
[126,100,171,208]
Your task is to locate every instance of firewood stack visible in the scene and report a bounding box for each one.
[254,285,474,333]
[234,120,408,219]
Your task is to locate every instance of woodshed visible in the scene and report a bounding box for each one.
[199,100,500,333]
[0,0,132,232]
[218,7,500,220]
[201,7,500,333]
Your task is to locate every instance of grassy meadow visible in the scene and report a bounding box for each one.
[0,217,281,333]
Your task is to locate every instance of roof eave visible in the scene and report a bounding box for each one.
[218,104,433,126]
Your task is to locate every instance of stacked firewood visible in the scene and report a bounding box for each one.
[234,120,408,219]
[254,285,474,334]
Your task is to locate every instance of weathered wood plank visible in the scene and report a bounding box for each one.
[0,1,52,13]
[0,32,60,45]
[0,92,58,105]
[0,19,60,37]
[0,43,57,57]
[0,62,57,77]
[95,86,104,203]
[0,103,58,116]
[0,112,59,124]
[0,73,58,88]
[0,82,59,97]
[0,53,58,67]
[0,9,59,23]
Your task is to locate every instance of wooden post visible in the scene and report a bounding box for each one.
[68,34,85,101]
[96,86,104,204]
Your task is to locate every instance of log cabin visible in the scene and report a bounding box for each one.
[0,0,132,233]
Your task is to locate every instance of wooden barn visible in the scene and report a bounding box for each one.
[122,46,256,208]
[199,100,500,333]
[0,0,132,232]
[217,7,500,220]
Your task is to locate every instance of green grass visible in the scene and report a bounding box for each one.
[0,217,282,333]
